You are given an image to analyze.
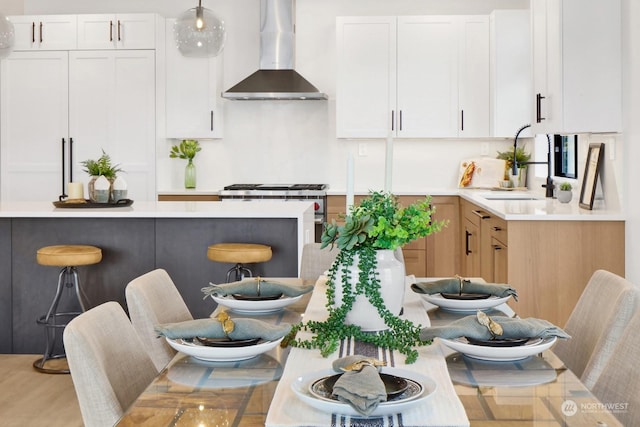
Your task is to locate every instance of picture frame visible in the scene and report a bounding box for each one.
[579,143,604,210]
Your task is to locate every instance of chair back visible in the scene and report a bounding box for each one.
[63,301,158,427]
[125,268,193,371]
[553,269,638,389]
[299,243,339,281]
[591,309,640,426]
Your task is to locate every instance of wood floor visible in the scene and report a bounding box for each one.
[0,354,83,426]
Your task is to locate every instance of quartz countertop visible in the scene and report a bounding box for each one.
[0,200,316,219]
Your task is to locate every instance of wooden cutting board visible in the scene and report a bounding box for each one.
[458,158,507,188]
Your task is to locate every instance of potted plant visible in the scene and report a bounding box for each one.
[497,146,531,188]
[80,149,123,202]
[284,191,447,363]
[170,139,201,189]
[557,182,573,203]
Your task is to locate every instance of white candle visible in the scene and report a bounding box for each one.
[384,133,393,191]
[68,182,84,200]
[346,153,354,212]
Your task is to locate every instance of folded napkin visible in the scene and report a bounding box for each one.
[420,314,570,341]
[155,317,292,342]
[411,277,518,301]
[330,355,387,416]
[201,278,314,298]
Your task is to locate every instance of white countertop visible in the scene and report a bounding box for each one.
[0,200,316,219]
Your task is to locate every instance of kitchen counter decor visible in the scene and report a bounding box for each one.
[170,139,201,189]
[80,149,123,203]
[284,191,446,363]
[52,198,134,209]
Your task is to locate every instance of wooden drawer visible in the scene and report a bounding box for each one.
[158,194,220,201]
[488,216,508,245]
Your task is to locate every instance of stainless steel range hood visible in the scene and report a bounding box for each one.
[222,0,327,100]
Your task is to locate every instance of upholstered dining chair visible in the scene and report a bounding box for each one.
[591,308,640,426]
[299,243,339,281]
[125,268,194,371]
[553,269,638,389]
[63,301,158,427]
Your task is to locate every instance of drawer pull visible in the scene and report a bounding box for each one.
[492,226,502,231]
[465,230,472,255]
[472,210,490,220]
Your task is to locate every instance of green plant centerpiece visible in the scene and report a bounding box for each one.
[284,191,447,363]
[497,146,531,186]
[80,149,123,202]
[170,139,201,189]
[559,182,572,191]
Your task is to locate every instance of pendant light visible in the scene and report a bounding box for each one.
[174,0,226,57]
[0,14,15,58]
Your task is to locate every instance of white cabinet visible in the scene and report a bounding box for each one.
[336,15,489,139]
[1,50,156,202]
[69,50,156,201]
[490,10,532,138]
[164,19,224,139]
[77,14,156,50]
[531,0,621,134]
[1,51,70,201]
[9,15,77,51]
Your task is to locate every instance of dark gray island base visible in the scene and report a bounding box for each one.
[1,216,299,353]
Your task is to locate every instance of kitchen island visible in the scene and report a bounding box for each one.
[0,201,315,353]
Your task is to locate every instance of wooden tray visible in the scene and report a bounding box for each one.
[53,199,134,208]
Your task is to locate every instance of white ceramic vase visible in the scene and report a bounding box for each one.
[557,190,573,203]
[332,249,406,331]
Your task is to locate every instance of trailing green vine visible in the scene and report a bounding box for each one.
[282,191,446,364]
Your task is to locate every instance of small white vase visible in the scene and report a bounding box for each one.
[557,190,573,203]
[332,249,406,331]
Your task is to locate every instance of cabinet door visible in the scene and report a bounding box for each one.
[77,14,156,50]
[1,51,69,201]
[462,218,480,277]
[426,196,460,277]
[397,16,458,138]
[10,15,77,51]
[336,16,396,138]
[69,50,156,201]
[491,237,508,283]
[165,19,223,139]
[458,16,490,137]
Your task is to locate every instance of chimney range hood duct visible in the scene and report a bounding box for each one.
[222,0,327,100]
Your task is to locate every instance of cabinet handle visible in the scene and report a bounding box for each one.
[210,110,214,131]
[492,245,502,251]
[391,110,395,131]
[465,230,472,255]
[472,210,490,220]
[399,110,403,131]
[69,137,74,183]
[117,20,121,41]
[461,110,464,131]
[31,22,35,43]
[492,226,502,231]
[109,20,113,41]
[60,138,67,200]
[536,93,546,123]
[39,22,43,43]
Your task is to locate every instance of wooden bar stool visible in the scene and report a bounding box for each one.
[34,244,102,374]
[207,243,272,282]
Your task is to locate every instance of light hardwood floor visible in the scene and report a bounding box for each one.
[0,355,83,426]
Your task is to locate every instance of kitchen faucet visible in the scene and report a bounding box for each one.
[512,124,555,198]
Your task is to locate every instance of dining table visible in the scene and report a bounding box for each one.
[116,277,623,427]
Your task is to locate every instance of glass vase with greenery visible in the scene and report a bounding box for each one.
[283,191,447,363]
[170,140,201,189]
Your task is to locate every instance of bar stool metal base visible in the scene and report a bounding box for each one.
[226,263,253,282]
[34,266,85,374]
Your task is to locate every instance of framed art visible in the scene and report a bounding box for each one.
[579,143,604,210]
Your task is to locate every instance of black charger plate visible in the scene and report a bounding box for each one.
[440,292,491,300]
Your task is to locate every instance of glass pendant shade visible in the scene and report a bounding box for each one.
[0,15,15,59]
[174,2,226,58]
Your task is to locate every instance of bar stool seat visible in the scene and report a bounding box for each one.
[207,243,272,282]
[34,244,102,374]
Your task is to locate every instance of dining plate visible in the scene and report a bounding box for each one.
[420,293,511,312]
[165,336,284,361]
[291,368,437,417]
[439,336,557,361]
[195,337,262,347]
[210,294,303,314]
[310,372,411,401]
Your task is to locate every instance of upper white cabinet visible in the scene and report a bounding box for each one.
[10,15,77,51]
[531,0,621,134]
[336,15,489,139]
[490,10,532,138]
[164,19,224,139]
[77,14,156,50]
